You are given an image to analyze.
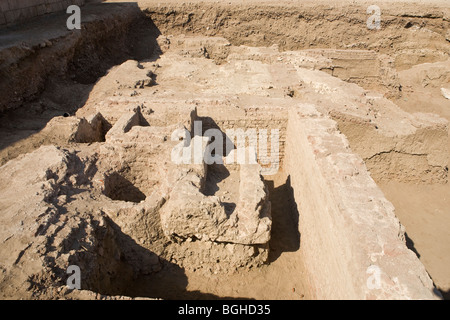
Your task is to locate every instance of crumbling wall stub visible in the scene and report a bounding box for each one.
[160,160,272,246]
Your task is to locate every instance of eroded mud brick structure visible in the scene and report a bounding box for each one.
[0,0,449,300]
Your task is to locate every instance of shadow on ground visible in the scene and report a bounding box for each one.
[265,175,301,263]
[404,231,421,259]
[439,288,450,300]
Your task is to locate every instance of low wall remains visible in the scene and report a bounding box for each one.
[196,104,288,174]
[285,103,439,300]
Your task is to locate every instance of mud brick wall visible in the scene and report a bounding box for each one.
[285,104,438,299]
[196,106,288,172]
[0,0,86,26]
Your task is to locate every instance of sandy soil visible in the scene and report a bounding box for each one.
[378,182,450,298]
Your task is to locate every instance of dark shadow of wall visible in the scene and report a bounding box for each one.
[265,175,301,263]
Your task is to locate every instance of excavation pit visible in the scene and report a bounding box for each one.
[0,0,449,300]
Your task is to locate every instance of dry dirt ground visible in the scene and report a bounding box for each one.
[0,0,449,299]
